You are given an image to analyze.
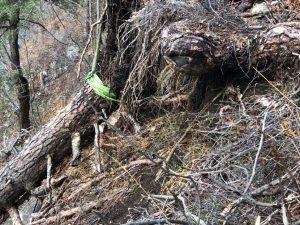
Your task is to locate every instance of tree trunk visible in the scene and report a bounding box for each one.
[9,10,31,130]
[162,22,300,73]
[102,0,141,96]
[0,87,107,208]
[161,21,300,109]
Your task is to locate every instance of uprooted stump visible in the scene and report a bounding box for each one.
[115,1,300,116]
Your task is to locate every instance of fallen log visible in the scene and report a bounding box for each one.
[0,0,140,215]
[162,21,300,75]
[161,20,300,109]
[0,87,108,208]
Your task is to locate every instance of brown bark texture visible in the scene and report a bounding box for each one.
[162,21,300,75]
[1,21,298,208]
[161,20,300,109]
[0,87,106,208]
[9,10,31,130]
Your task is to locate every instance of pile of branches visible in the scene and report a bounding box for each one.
[125,77,300,224]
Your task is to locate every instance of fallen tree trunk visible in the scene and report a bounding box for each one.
[0,87,108,208]
[161,21,300,109]
[162,21,300,74]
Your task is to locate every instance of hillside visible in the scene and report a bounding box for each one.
[0,0,300,225]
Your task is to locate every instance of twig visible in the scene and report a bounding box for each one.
[121,219,191,225]
[30,200,102,225]
[77,0,108,78]
[93,123,102,172]
[253,67,299,109]
[20,18,67,45]
[149,194,175,200]
[155,124,191,181]
[255,216,261,225]
[149,194,206,225]
[250,169,299,196]
[177,195,207,225]
[66,174,108,201]
[31,175,67,196]
[244,107,269,193]
[71,132,81,166]
[49,3,82,49]
[281,203,289,225]
[46,155,52,189]
[7,206,23,225]
[261,210,279,225]
[210,176,278,218]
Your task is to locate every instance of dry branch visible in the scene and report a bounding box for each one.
[70,132,81,166]
[66,174,107,201]
[31,175,67,196]
[30,200,101,225]
[121,219,190,225]
[93,123,102,172]
[7,206,23,225]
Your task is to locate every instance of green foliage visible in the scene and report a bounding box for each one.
[0,0,18,20]
[21,0,39,17]
[0,0,39,21]
[0,0,39,51]
[0,0,39,57]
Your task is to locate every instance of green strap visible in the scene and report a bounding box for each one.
[85,73,120,103]
[84,14,119,103]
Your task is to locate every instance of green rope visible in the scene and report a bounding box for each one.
[85,16,119,103]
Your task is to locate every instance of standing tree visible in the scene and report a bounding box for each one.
[0,0,39,130]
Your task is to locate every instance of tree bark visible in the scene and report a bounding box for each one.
[9,9,31,130]
[161,21,300,109]
[0,0,137,211]
[162,21,300,74]
[0,87,106,208]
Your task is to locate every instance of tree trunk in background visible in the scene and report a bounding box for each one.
[84,0,91,40]
[103,0,141,96]
[101,0,122,74]
[9,10,30,130]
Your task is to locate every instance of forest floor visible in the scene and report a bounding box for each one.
[12,77,300,225]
